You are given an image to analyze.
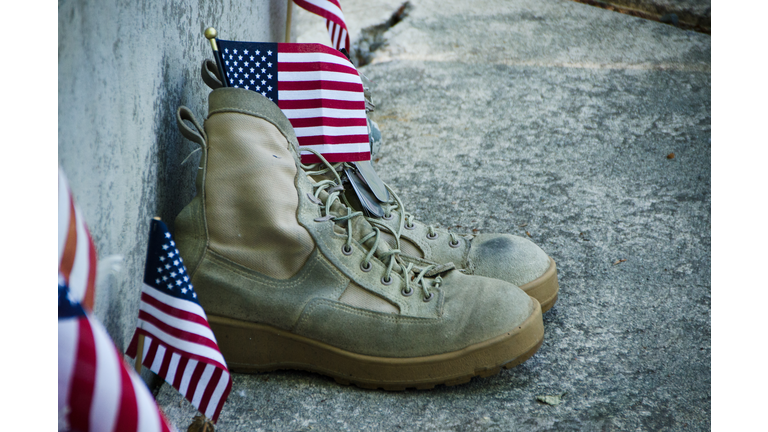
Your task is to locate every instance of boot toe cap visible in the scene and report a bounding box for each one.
[467,233,551,286]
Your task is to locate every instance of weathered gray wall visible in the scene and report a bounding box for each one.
[58,0,287,353]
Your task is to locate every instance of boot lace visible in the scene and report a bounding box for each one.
[301,160,463,250]
[303,152,441,301]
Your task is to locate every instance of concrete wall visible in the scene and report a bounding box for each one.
[58,0,287,356]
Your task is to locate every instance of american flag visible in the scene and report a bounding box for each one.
[215,39,369,164]
[59,167,97,310]
[59,282,176,432]
[293,0,350,53]
[126,219,232,422]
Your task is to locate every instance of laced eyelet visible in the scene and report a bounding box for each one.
[401,286,413,296]
[449,239,460,248]
[405,222,416,230]
[341,244,353,256]
[423,292,434,302]
[381,276,393,285]
[426,232,438,240]
[360,261,372,272]
[383,213,394,220]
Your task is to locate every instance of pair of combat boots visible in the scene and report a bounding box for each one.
[173,73,559,390]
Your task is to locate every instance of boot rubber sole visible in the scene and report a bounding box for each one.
[519,257,559,313]
[208,300,544,391]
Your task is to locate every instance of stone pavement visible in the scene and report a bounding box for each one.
[156,0,711,430]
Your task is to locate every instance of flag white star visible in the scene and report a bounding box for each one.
[176,280,183,286]
[181,288,188,294]
[244,49,248,54]
[267,74,273,79]
[157,267,163,273]
[267,62,272,67]
[267,86,272,91]
[163,276,168,281]
[255,50,260,55]
[233,49,238,54]
[173,260,179,266]
[262,56,266,61]
[165,232,171,238]
[159,256,166,262]
[162,244,169,250]
[170,271,177,277]
[155,278,160,284]
[267,50,272,55]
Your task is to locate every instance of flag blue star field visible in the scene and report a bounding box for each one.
[59,282,175,432]
[215,39,369,164]
[126,219,232,422]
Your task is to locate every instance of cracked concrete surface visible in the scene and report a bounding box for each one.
[156,0,710,430]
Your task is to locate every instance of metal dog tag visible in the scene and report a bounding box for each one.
[345,168,385,218]
[354,160,390,203]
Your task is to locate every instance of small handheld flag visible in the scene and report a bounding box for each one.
[293,0,351,53]
[59,282,176,432]
[59,167,97,310]
[214,38,370,164]
[126,219,232,423]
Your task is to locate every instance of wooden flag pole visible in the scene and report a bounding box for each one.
[134,334,145,374]
[285,0,293,43]
[205,27,228,87]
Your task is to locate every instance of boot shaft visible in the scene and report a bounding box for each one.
[176,88,314,280]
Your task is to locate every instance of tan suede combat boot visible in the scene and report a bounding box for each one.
[200,59,559,312]
[172,87,544,390]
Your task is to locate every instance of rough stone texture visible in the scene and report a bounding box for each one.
[156,0,710,430]
[58,0,287,358]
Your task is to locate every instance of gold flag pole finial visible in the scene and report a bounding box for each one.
[205,27,218,51]
[204,27,228,87]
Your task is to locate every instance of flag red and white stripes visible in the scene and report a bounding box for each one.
[126,219,232,422]
[59,283,176,432]
[217,40,369,164]
[294,0,350,52]
[59,167,97,310]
